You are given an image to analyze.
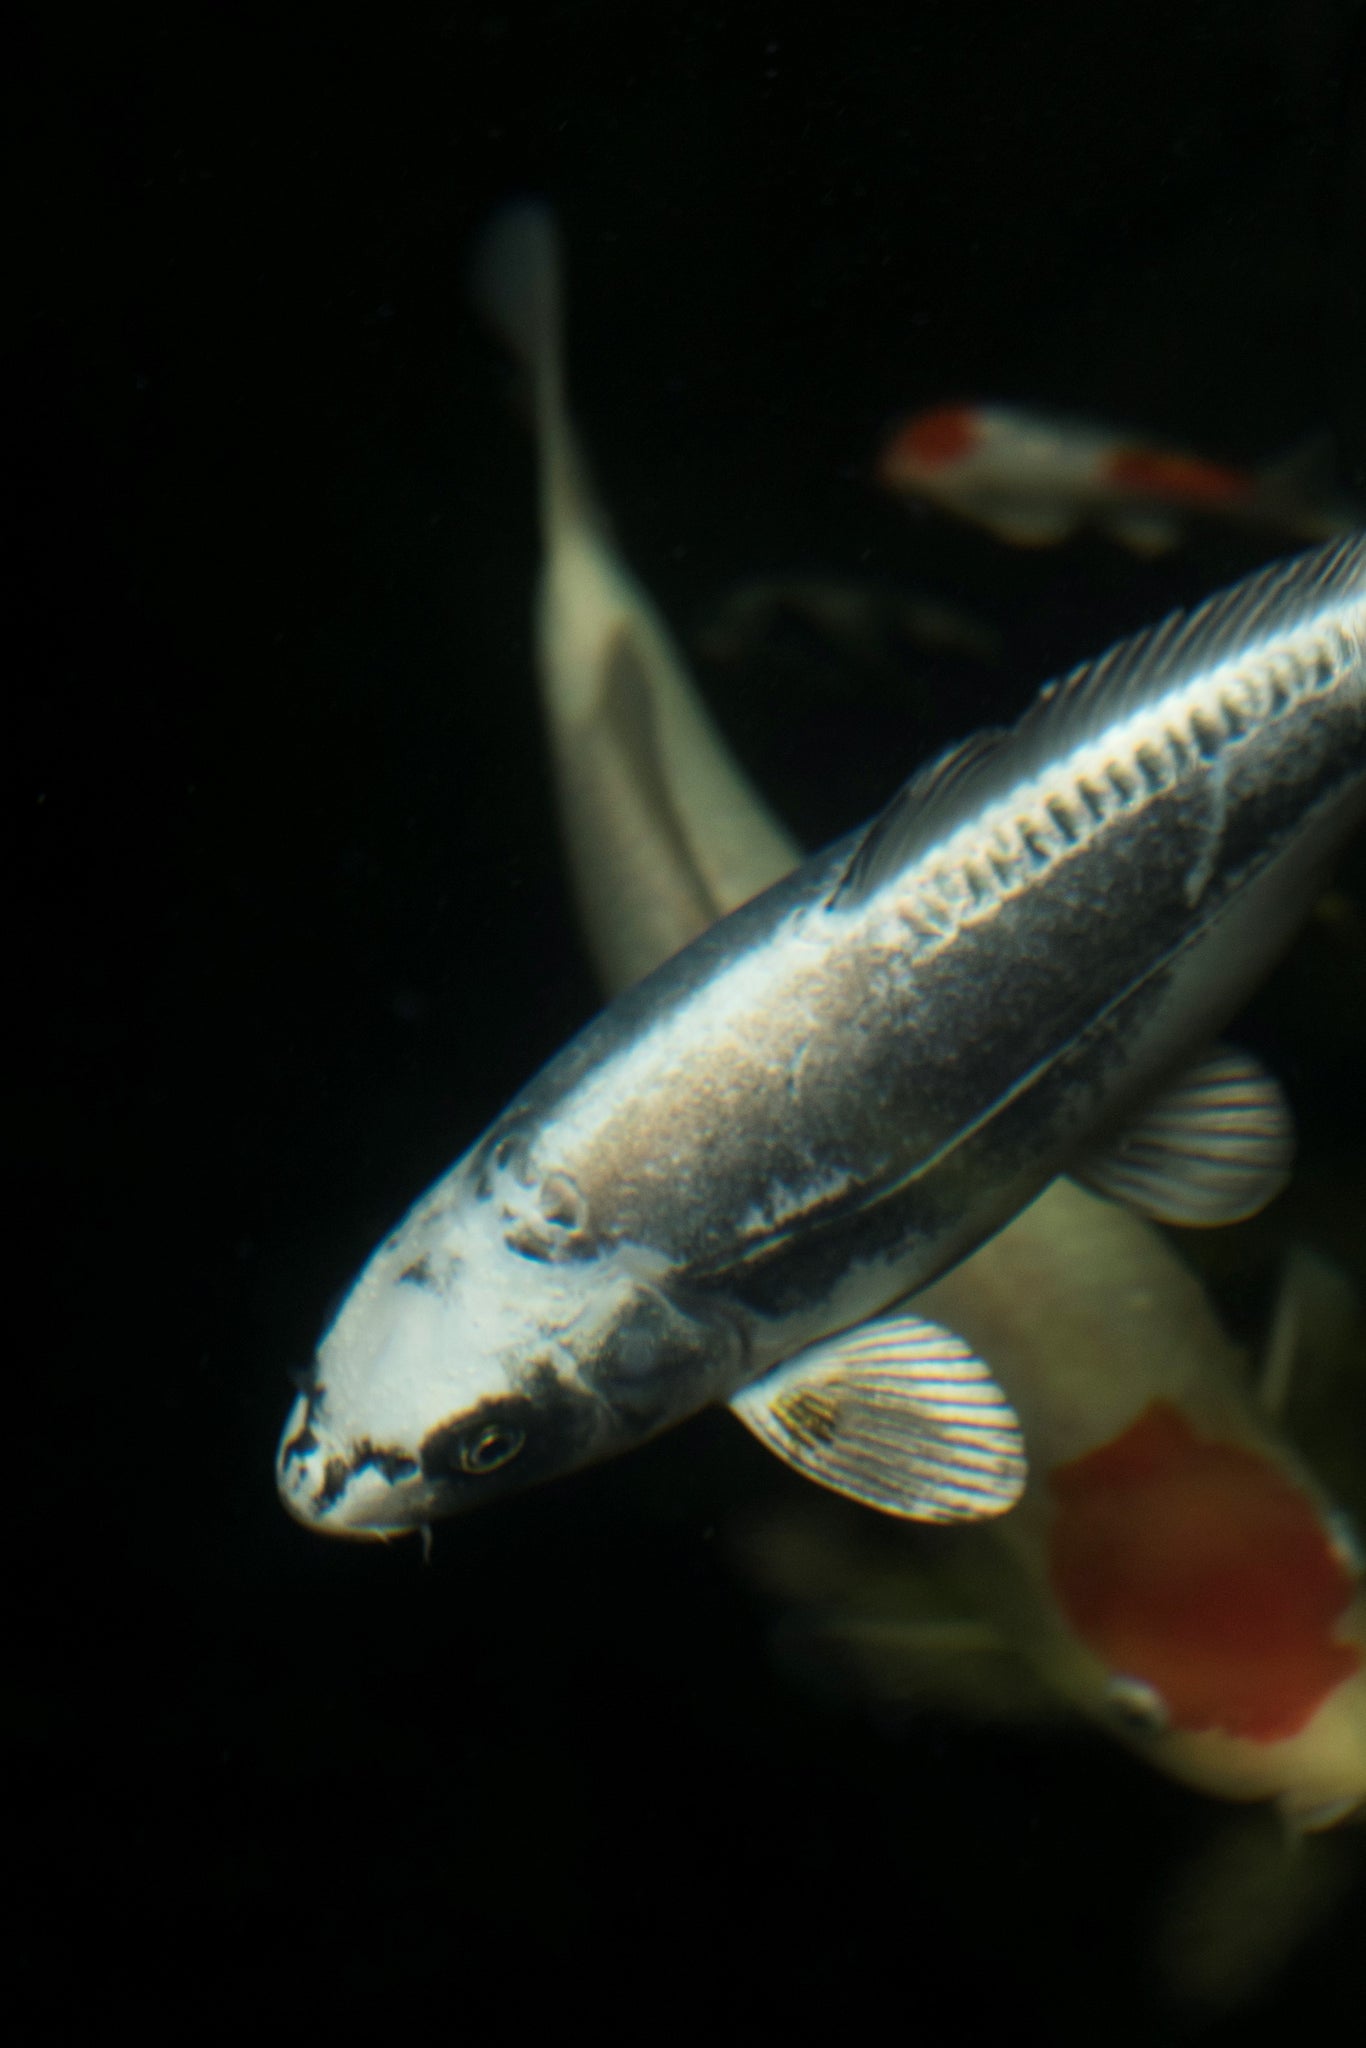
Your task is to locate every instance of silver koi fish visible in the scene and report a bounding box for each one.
[276,212,1366,1546]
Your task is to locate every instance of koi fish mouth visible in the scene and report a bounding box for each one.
[276,1391,430,1539]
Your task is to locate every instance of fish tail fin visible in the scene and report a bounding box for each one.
[470,198,589,533]
[469,197,563,389]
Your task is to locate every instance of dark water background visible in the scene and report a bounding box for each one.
[13,3,1366,2037]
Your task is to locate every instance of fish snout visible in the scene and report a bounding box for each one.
[276,1391,334,1529]
[275,1392,425,1541]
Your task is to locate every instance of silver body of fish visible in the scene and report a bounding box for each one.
[277,529,1366,1539]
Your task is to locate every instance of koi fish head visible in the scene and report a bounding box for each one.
[876,403,1114,488]
[276,1131,730,1538]
[876,404,990,494]
[874,406,1112,543]
[1046,1400,1366,1828]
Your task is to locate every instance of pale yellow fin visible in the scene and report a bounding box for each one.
[729,1309,1025,1522]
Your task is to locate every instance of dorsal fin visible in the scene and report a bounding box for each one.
[832,730,1010,906]
[1012,532,1366,771]
[831,533,1366,910]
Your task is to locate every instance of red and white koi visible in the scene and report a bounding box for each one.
[877,404,1356,554]
[743,1189,1366,1829]
[914,1189,1366,1828]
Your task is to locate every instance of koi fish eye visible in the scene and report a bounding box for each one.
[459,1421,527,1475]
[1105,1673,1171,1737]
[421,1398,539,1487]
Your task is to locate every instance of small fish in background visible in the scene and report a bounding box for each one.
[876,403,1359,555]
[696,575,1001,678]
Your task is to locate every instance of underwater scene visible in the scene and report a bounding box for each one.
[16,4,1366,2039]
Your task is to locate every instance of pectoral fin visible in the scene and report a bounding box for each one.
[728,1310,1026,1521]
[1074,1046,1293,1226]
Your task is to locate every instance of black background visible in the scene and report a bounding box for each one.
[13,3,1366,2038]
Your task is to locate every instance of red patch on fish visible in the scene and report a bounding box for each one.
[1047,1400,1362,1742]
[884,405,980,473]
[1104,445,1254,507]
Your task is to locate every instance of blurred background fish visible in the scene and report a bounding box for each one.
[742,1198,1366,1833]
[470,199,795,994]
[695,575,1001,678]
[877,404,1360,554]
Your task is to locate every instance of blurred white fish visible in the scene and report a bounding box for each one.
[877,404,1359,555]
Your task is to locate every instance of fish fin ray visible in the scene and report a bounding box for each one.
[1011,533,1366,776]
[728,1310,1026,1521]
[1074,1045,1293,1226]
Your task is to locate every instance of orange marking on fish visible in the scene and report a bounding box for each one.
[1047,1400,1361,1742]
[1104,446,1255,507]
[885,405,980,473]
